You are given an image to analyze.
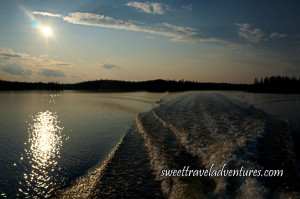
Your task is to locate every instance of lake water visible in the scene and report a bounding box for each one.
[0,91,162,198]
[0,91,299,198]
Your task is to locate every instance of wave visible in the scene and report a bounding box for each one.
[54,127,163,199]
[136,92,300,199]
[53,133,127,199]
[136,111,215,198]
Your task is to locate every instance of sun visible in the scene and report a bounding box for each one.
[42,27,52,37]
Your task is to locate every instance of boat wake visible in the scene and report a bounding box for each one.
[55,92,300,199]
[136,92,300,199]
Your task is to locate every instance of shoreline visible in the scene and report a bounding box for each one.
[1,78,299,93]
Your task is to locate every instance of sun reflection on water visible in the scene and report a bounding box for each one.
[18,111,65,198]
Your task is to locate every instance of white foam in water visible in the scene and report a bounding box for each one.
[137,109,216,198]
[136,114,173,197]
[237,178,269,199]
[137,91,300,198]
[55,134,127,199]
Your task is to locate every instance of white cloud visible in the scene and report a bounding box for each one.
[235,23,265,43]
[33,11,222,43]
[127,2,151,14]
[32,11,62,18]
[126,2,168,15]
[62,12,138,31]
[270,32,288,38]
[151,3,166,15]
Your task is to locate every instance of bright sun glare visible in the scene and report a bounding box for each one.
[42,27,52,37]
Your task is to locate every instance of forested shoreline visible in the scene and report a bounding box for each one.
[0,76,299,93]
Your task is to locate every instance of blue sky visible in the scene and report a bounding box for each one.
[0,0,299,83]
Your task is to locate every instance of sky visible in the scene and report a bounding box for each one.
[0,0,300,83]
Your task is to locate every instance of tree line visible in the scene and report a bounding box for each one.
[0,76,299,93]
[253,76,300,93]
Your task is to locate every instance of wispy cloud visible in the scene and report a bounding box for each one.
[182,4,192,11]
[27,56,71,66]
[270,32,288,38]
[32,11,62,18]
[33,11,222,43]
[0,48,28,59]
[0,47,70,77]
[126,2,168,15]
[235,23,266,43]
[40,68,67,77]
[62,12,137,30]
[1,48,70,67]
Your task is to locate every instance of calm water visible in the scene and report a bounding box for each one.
[0,91,162,198]
[0,91,299,198]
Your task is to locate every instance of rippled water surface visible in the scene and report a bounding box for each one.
[0,91,162,198]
